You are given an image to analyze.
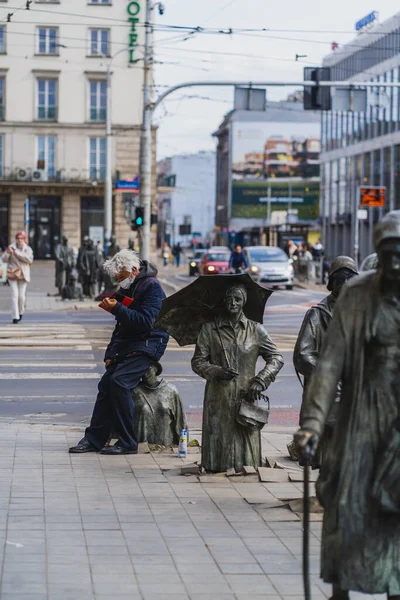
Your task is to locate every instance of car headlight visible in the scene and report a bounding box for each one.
[207,266,215,272]
[190,262,196,267]
[250,265,259,273]
[287,265,294,273]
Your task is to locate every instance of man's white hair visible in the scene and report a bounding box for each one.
[103,249,141,276]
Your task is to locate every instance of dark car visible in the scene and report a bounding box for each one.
[188,249,207,276]
[199,250,231,275]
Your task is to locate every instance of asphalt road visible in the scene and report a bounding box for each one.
[0,276,326,430]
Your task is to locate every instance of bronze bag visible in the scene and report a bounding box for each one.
[7,267,23,281]
[236,393,270,430]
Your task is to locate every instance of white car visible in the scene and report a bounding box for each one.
[243,246,294,290]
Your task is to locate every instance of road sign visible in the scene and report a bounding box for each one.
[359,186,386,208]
[115,176,139,191]
[357,209,368,220]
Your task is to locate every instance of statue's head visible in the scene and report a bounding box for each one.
[327,255,358,298]
[82,235,89,248]
[62,235,68,245]
[374,211,400,282]
[360,253,378,272]
[224,283,247,316]
[142,362,162,387]
[111,235,117,245]
[87,239,94,250]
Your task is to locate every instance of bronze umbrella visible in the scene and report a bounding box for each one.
[155,273,273,346]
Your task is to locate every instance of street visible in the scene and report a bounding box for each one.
[0,271,325,431]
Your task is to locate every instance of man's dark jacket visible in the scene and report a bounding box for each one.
[105,261,169,362]
[229,251,248,269]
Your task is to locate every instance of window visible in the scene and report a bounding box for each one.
[0,78,4,121]
[0,136,3,177]
[89,81,107,121]
[37,79,57,120]
[37,27,58,55]
[89,29,109,56]
[89,0,111,3]
[89,137,106,179]
[37,135,56,178]
[0,26,5,54]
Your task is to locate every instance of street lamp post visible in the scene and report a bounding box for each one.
[101,47,134,246]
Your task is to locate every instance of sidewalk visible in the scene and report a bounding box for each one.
[0,422,333,600]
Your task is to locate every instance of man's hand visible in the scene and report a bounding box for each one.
[294,429,319,461]
[105,359,112,369]
[99,297,117,311]
[6,246,13,255]
[248,380,264,402]
[217,367,239,381]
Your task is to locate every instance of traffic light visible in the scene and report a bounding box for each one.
[303,67,331,111]
[131,206,144,230]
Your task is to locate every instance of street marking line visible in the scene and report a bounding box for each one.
[0,363,97,368]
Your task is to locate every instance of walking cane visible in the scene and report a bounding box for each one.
[302,436,318,600]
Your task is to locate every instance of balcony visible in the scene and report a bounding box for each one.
[0,166,109,184]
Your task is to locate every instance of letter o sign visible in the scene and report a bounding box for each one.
[127,1,140,16]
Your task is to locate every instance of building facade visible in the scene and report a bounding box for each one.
[0,0,147,257]
[321,11,400,261]
[214,101,321,248]
[157,151,216,247]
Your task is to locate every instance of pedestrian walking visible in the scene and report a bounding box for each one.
[69,249,169,456]
[2,231,33,324]
[229,244,248,273]
[161,242,171,268]
[173,242,182,268]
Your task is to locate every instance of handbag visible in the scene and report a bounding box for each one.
[7,267,23,281]
[371,417,400,514]
[236,393,270,430]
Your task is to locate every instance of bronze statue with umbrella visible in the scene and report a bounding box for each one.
[156,273,284,473]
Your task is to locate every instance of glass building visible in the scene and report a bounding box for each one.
[321,12,400,261]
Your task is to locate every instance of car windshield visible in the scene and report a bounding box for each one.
[207,253,230,262]
[248,248,288,262]
[194,251,206,259]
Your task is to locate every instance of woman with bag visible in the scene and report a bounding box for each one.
[2,231,33,324]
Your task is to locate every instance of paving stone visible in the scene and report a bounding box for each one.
[258,468,290,483]
[255,507,301,522]
[242,466,257,475]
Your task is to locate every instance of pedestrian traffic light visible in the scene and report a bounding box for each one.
[303,67,331,111]
[131,206,144,230]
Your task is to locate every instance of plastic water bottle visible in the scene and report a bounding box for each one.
[178,429,187,458]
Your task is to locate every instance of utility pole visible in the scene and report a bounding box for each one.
[105,64,112,245]
[140,0,153,261]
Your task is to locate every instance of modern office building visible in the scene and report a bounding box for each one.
[321,11,400,260]
[0,0,149,257]
[157,151,216,247]
[214,100,321,248]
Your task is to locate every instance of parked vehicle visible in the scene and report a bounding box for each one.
[243,246,294,290]
[188,249,207,276]
[199,249,231,275]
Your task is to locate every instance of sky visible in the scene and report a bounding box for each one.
[153,0,400,159]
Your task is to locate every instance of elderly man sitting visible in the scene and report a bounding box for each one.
[69,249,169,456]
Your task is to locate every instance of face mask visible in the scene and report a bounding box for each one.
[119,276,135,290]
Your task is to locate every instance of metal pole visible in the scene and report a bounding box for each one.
[104,62,112,245]
[140,0,153,261]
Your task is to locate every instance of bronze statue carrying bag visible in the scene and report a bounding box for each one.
[371,417,400,514]
[214,317,270,430]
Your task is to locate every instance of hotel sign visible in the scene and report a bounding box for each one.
[355,11,378,32]
[127,1,141,63]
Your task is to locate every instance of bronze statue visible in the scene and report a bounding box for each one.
[296,210,400,599]
[293,256,358,466]
[360,252,378,272]
[54,236,74,295]
[191,283,283,473]
[132,363,187,446]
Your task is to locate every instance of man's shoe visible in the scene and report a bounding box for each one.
[100,444,138,455]
[12,319,19,324]
[69,437,98,454]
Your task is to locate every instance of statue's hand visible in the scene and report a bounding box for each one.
[294,429,319,461]
[217,367,239,381]
[248,381,264,402]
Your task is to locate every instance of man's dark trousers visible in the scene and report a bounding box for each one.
[85,354,153,451]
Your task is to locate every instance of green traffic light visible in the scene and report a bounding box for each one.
[136,217,143,226]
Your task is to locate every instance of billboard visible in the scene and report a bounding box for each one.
[231,121,321,220]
